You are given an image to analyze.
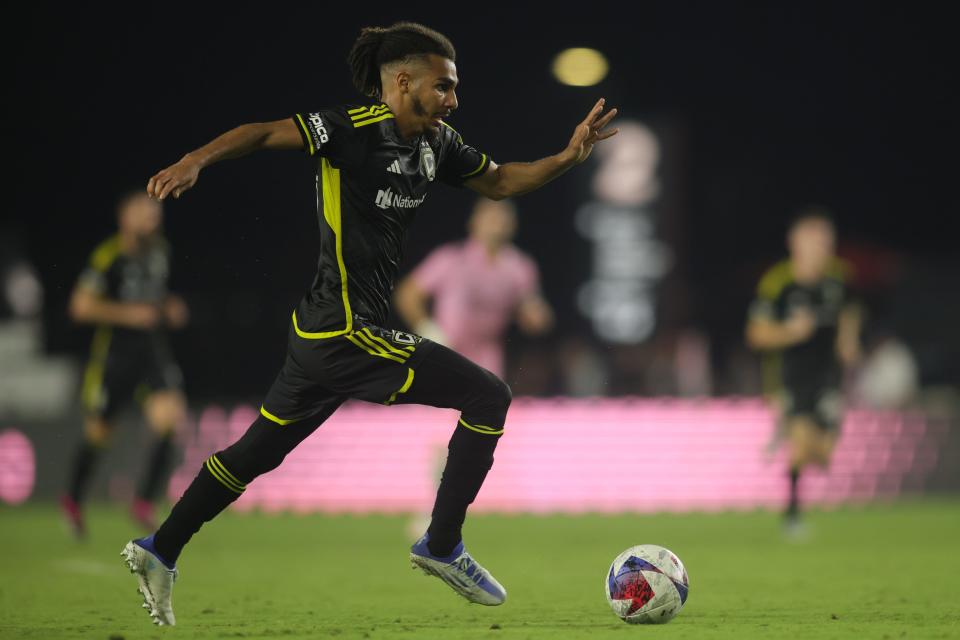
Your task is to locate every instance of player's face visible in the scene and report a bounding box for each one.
[788,218,835,273]
[470,200,517,247]
[409,55,459,134]
[119,195,163,240]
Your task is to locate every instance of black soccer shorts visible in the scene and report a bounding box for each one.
[81,332,183,420]
[780,384,843,432]
[259,315,440,425]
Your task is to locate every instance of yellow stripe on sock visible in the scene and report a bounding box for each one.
[209,455,246,489]
[205,457,244,494]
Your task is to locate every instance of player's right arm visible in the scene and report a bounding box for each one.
[516,294,553,336]
[393,276,431,330]
[69,243,164,330]
[147,119,303,200]
[393,277,447,344]
[69,285,161,330]
[746,310,816,351]
[745,264,816,350]
[394,246,456,345]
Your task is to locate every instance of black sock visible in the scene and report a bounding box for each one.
[153,455,245,564]
[67,440,102,504]
[137,432,176,502]
[787,466,800,518]
[151,410,334,565]
[427,425,500,557]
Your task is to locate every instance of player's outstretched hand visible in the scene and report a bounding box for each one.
[564,98,619,165]
[147,156,201,201]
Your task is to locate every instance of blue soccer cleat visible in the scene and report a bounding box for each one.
[409,534,507,606]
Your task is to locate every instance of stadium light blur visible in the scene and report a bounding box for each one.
[552,48,609,86]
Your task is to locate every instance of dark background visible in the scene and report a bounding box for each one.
[7,2,957,399]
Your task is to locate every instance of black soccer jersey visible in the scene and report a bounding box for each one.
[79,235,171,304]
[290,103,491,336]
[749,258,854,392]
[78,235,171,348]
[77,235,181,413]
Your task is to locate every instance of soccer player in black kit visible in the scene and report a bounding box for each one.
[121,22,618,625]
[746,210,862,536]
[63,192,188,537]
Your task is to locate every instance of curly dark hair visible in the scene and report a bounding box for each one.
[347,22,456,99]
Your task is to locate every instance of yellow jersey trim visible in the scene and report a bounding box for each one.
[440,120,463,144]
[458,417,504,436]
[461,153,489,178]
[385,368,416,405]
[353,113,395,128]
[259,405,301,426]
[295,113,315,156]
[291,158,352,339]
[346,333,407,364]
[350,104,391,120]
[81,326,113,412]
[360,328,412,360]
[90,236,121,273]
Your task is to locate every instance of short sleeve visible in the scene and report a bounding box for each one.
[437,123,492,187]
[77,237,120,296]
[749,261,790,321]
[411,245,458,294]
[748,297,776,321]
[827,258,857,305]
[77,267,106,295]
[291,108,356,164]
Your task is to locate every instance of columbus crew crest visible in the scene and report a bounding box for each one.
[420,141,436,181]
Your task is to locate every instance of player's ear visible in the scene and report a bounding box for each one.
[396,70,411,95]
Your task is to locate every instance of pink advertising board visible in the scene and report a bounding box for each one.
[167,399,940,514]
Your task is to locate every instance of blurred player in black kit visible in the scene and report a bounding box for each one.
[62,191,189,537]
[747,210,862,535]
[120,21,618,625]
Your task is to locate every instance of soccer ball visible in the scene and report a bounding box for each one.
[605,544,689,624]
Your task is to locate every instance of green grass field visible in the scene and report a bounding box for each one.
[1,501,958,639]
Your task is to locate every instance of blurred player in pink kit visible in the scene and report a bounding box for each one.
[395,197,553,377]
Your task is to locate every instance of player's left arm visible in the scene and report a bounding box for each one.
[836,303,863,367]
[466,99,618,200]
[163,293,190,330]
[516,294,554,335]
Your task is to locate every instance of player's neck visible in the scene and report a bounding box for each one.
[382,95,421,140]
[472,238,504,260]
[118,232,148,256]
[790,259,826,285]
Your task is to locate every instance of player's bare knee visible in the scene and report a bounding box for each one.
[788,431,815,468]
[146,391,186,435]
[813,438,835,467]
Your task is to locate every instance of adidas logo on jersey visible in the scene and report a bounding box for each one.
[375,187,426,210]
[387,159,402,174]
